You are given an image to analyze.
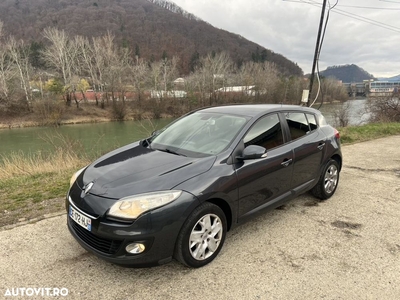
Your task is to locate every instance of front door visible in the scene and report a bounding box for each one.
[234,113,293,220]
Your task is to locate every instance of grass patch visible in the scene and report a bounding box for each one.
[0,170,75,226]
[0,132,92,226]
[0,172,71,206]
[339,122,400,144]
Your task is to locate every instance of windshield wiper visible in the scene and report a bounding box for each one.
[156,148,186,157]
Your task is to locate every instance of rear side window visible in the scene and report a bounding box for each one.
[318,114,328,126]
[285,112,310,140]
[244,114,284,149]
[306,113,318,131]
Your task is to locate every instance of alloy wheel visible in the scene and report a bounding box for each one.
[189,213,223,260]
[324,164,338,194]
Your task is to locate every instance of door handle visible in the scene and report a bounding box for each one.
[317,143,325,150]
[281,159,292,167]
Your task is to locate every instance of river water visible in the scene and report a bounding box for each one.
[0,119,172,162]
[0,99,368,161]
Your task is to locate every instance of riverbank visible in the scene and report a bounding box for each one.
[0,103,136,130]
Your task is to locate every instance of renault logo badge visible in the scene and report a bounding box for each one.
[83,182,94,195]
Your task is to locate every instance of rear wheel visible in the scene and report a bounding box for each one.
[312,159,340,200]
[174,202,227,268]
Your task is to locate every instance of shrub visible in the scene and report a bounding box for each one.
[111,100,127,121]
[32,99,65,126]
[366,96,400,123]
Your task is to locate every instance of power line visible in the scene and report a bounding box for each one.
[328,1,400,30]
[283,0,400,33]
[379,0,400,3]
[337,4,400,10]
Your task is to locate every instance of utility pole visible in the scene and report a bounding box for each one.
[307,0,327,107]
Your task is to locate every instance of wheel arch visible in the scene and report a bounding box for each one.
[331,154,342,171]
[206,198,233,231]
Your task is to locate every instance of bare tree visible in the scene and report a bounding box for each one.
[333,101,351,127]
[285,76,306,104]
[88,32,132,118]
[41,27,77,106]
[367,94,400,123]
[197,51,233,104]
[149,60,163,96]
[237,61,267,101]
[91,36,107,108]
[259,62,281,103]
[6,37,33,109]
[130,58,149,104]
[0,48,13,103]
[183,72,203,108]
[0,22,16,104]
[75,36,103,105]
[96,32,131,104]
[161,56,179,93]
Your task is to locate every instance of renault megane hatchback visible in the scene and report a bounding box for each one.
[66,104,342,268]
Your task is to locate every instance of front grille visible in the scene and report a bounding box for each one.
[70,219,123,255]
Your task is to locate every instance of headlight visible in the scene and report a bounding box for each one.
[69,166,87,188]
[107,190,182,220]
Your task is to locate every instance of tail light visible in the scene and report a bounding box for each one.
[334,128,340,139]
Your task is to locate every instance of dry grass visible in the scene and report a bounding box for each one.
[0,134,92,226]
[0,150,89,180]
[0,132,91,180]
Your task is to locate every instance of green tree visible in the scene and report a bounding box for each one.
[29,41,45,69]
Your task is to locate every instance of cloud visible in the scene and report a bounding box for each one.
[172,0,400,77]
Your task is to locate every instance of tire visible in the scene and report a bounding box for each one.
[174,202,227,268]
[311,159,340,200]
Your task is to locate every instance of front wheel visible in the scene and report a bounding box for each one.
[312,159,340,200]
[174,202,227,268]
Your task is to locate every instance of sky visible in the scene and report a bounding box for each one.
[171,0,400,78]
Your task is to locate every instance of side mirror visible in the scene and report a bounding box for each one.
[237,145,267,160]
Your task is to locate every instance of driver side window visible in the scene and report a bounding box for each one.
[243,114,284,149]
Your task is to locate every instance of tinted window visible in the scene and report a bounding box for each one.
[306,113,317,131]
[285,112,309,140]
[244,114,284,149]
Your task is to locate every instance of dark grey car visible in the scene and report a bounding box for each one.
[67,104,342,268]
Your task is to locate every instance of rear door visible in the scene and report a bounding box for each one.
[234,113,293,220]
[282,112,325,192]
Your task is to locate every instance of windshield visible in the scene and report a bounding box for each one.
[149,112,248,157]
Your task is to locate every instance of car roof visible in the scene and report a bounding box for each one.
[198,104,320,118]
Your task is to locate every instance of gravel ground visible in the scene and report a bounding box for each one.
[1,136,399,300]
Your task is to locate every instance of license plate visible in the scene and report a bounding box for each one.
[69,205,92,231]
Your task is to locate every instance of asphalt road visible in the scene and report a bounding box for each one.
[1,136,399,300]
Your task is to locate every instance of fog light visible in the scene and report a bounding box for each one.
[126,243,145,254]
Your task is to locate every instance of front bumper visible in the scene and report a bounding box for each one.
[66,190,200,267]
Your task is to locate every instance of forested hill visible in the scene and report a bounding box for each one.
[0,0,302,75]
[319,64,376,82]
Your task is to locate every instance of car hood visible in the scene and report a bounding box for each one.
[79,142,216,199]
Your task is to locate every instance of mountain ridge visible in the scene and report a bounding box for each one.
[378,75,400,81]
[0,0,302,75]
[318,64,376,83]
